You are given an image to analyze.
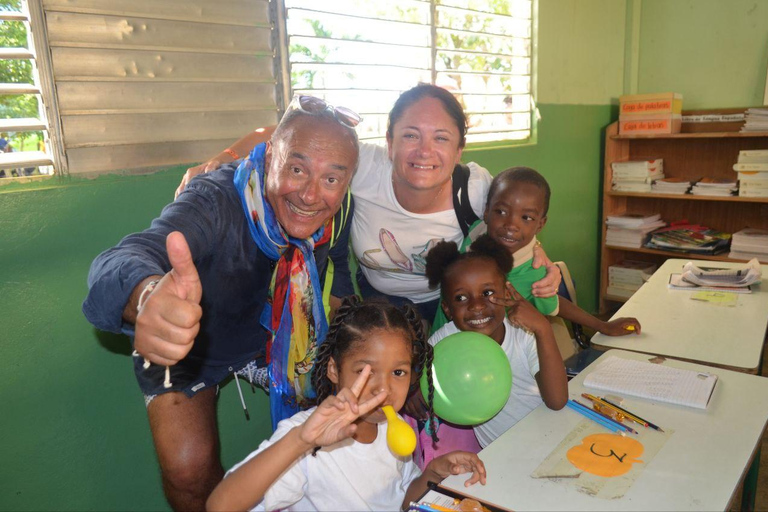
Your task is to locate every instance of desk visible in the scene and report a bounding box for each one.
[592,258,768,373]
[438,350,768,511]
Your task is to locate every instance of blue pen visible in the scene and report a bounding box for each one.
[567,400,627,436]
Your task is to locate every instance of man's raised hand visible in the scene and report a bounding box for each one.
[133,232,203,366]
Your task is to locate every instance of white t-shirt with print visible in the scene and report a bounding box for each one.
[226,407,421,512]
[351,142,493,303]
[428,317,542,448]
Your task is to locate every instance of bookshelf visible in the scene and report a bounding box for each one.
[599,118,768,313]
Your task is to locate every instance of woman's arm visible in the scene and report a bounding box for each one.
[530,244,562,298]
[176,126,276,198]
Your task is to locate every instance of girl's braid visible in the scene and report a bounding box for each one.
[311,295,363,404]
[402,304,439,445]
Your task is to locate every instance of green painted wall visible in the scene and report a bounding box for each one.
[638,0,768,109]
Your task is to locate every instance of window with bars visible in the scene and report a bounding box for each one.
[283,0,535,145]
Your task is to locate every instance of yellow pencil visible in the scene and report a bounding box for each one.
[581,393,647,427]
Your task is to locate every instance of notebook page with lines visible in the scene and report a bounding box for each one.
[583,356,718,409]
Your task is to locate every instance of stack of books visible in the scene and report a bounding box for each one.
[689,177,737,197]
[605,213,665,248]
[733,150,768,198]
[651,177,693,195]
[645,223,731,255]
[606,260,657,300]
[740,108,768,132]
[728,228,768,263]
[611,159,664,193]
[618,92,682,135]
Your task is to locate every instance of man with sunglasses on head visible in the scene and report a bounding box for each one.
[83,97,360,511]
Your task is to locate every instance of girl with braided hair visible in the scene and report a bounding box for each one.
[423,235,568,450]
[208,296,486,512]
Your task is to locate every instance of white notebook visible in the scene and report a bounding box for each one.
[583,356,718,409]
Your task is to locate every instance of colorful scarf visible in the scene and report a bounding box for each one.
[234,143,331,429]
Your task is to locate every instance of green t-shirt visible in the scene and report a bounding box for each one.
[430,227,559,334]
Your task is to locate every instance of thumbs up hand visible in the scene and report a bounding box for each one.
[134,231,203,366]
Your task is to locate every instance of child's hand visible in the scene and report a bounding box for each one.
[600,318,641,336]
[427,451,487,487]
[401,385,428,420]
[490,288,549,335]
[298,364,387,448]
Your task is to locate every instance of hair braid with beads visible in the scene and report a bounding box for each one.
[310,296,440,446]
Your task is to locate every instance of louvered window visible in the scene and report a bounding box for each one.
[282,0,535,145]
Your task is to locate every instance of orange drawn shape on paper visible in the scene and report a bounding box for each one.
[566,434,644,477]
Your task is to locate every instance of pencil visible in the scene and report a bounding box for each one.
[571,399,638,434]
[581,393,646,429]
[566,400,627,436]
[602,397,665,433]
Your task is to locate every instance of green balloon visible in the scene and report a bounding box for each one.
[420,331,512,425]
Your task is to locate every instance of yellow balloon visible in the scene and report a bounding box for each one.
[382,405,416,457]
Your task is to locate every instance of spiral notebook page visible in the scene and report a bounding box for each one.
[583,356,718,409]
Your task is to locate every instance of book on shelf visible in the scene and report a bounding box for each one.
[738,189,768,197]
[619,92,683,115]
[668,274,753,293]
[731,228,768,255]
[583,355,718,410]
[652,177,693,195]
[733,162,768,172]
[741,108,768,132]
[728,250,768,263]
[609,259,657,277]
[612,182,652,193]
[737,149,768,163]
[611,159,663,175]
[605,213,662,228]
[645,224,731,255]
[605,284,637,300]
[690,177,737,196]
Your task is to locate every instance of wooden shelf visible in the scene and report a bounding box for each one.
[603,245,748,262]
[599,115,768,313]
[604,294,630,303]
[607,192,768,203]
[611,131,768,140]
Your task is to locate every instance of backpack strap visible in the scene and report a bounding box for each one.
[452,163,480,238]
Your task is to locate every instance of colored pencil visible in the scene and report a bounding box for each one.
[602,397,665,433]
[566,400,626,436]
[581,393,646,430]
[571,399,638,434]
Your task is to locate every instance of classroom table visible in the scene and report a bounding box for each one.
[592,258,768,373]
[437,349,768,511]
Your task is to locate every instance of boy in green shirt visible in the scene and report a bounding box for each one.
[433,167,640,336]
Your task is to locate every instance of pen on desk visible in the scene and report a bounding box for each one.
[566,400,627,436]
[571,399,637,434]
[602,397,665,433]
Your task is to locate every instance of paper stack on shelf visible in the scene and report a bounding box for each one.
[740,108,768,132]
[607,260,657,300]
[645,223,731,255]
[690,177,737,197]
[728,228,768,263]
[733,150,768,198]
[611,159,664,193]
[605,213,665,248]
[652,177,694,195]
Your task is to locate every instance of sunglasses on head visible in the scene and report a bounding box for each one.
[287,95,362,129]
